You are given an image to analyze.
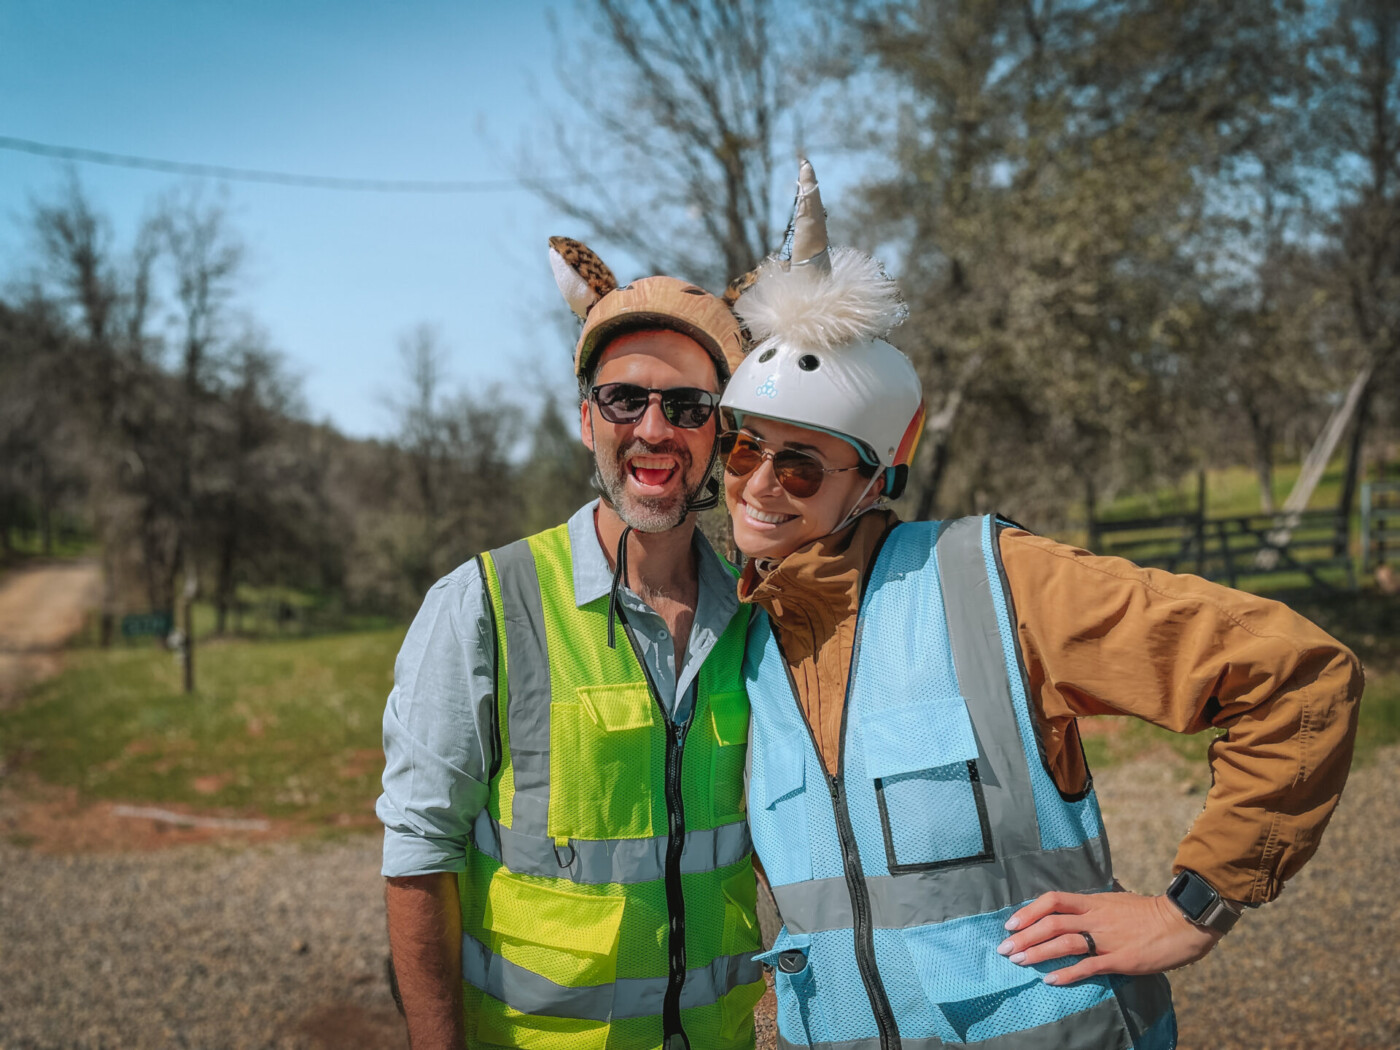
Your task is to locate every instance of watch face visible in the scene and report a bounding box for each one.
[1170,870,1217,920]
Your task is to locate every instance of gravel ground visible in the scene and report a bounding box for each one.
[1100,749,1400,1050]
[1,747,1395,1049]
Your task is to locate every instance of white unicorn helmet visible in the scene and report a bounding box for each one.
[721,159,925,498]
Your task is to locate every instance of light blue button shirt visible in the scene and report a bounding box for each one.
[377,500,741,877]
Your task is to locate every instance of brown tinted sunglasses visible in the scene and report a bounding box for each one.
[720,430,864,498]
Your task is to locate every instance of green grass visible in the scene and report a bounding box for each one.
[0,627,405,823]
[1091,460,1347,525]
[3,527,1397,829]
[0,532,95,570]
[182,589,398,642]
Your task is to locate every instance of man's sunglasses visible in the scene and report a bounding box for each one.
[589,383,720,429]
[720,430,864,499]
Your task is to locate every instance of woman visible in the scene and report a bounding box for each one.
[718,163,1360,1049]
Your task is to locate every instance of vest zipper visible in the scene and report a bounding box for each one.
[661,716,691,1049]
[771,626,901,1050]
[826,771,898,1050]
[621,616,692,1049]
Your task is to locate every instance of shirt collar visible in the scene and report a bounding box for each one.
[567,499,615,606]
[566,498,740,623]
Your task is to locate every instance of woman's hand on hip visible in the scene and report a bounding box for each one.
[996,889,1221,985]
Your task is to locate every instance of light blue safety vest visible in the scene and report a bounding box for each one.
[746,516,1177,1049]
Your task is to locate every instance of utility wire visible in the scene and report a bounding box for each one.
[0,134,605,194]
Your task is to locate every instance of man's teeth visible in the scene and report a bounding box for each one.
[630,457,676,470]
[746,504,794,525]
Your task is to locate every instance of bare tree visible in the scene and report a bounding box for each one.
[152,186,244,691]
[24,177,168,642]
[1315,0,1400,522]
[386,324,451,594]
[524,0,789,290]
[201,329,316,634]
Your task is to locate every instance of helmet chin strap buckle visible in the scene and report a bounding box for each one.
[832,473,883,535]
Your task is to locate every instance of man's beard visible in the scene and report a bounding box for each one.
[594,437,701,533]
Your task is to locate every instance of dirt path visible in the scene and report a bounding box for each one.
[0,560,101,705]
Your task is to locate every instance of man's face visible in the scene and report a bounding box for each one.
[581,329,721,533]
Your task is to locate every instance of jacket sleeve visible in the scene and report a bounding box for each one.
[377,561,497,877]
[998,528,1363,904]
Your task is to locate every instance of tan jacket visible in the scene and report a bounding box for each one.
[737,511,1363,905]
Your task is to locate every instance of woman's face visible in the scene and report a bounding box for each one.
[724,416,880,561]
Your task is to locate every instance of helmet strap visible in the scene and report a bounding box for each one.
[682,432,723,514]
[832,474,883,535]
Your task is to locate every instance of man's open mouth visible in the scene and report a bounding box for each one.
[627,455,679,489]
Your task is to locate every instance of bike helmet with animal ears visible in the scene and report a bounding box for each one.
[549,236,747,385]
[721,159,926,499]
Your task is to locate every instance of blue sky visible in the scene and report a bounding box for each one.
[0,1,633,436]
[0,1,875,438]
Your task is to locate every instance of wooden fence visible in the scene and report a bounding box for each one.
[1361,480,1400,573]
[1089,507,1353,590]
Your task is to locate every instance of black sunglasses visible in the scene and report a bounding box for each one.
[590,383,720,429]
[719,430,864,498]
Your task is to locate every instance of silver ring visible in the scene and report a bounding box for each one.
[1082,932,1098,957]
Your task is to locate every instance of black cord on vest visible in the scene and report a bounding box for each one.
[606,524,633,649]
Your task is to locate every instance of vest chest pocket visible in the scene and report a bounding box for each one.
[548,684,656,842]
[708,691,750,824]
[754,724,814,886]
[861,699,994,873]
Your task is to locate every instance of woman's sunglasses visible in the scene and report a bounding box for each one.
[589,383,719,429]
[720,430,864,499]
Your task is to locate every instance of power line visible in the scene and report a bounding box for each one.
[0,134,592,194]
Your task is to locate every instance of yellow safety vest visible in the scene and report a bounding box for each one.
[460,523,764,1050]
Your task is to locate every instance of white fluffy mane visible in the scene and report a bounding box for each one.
[735,246,907,352]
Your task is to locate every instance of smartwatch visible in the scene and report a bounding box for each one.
[1166,869,1241,934]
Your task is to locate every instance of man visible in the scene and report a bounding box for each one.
[377,238,765,1050]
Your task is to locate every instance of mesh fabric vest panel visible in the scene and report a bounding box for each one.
[461,523,764,1050]
[746,517,1176,1049]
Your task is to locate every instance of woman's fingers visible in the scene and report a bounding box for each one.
[1001,890,1222,983]
[1042,957,1111,986]
[1002,931,1095,967]
[998,909,1082,954]
[1004,890,1090,932]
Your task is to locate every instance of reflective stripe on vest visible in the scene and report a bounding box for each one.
[461,523,763,1050]
[769,835,1111,934]
[462,935,761,1020]
[746,516,1176,1050]
[471,807,753,885]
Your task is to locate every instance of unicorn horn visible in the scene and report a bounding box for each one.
[790,158,831,275]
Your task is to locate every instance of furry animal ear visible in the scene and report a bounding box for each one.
[549,236,618,318]
[722,267,759,308]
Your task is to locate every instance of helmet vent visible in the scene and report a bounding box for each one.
[758,347,777,363]
[681,286,706,295]
[798,354,820,371]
